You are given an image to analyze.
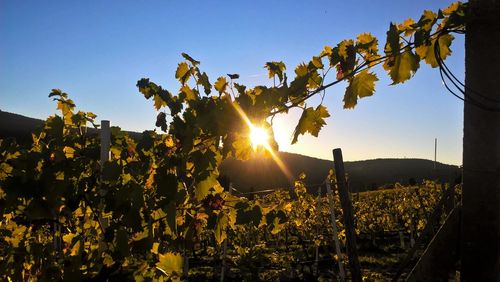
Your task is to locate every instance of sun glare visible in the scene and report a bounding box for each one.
[250,126,269,149]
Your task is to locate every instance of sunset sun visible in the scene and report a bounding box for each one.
[249,126,270,150]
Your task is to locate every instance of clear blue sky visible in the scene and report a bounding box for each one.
[0,0,464,165]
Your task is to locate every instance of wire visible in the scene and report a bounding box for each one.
[434,31,500,112]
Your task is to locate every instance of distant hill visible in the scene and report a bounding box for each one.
[0,110,461,192]
[220,153,461,192]
[0,110,46,143]
[0,110,142,142]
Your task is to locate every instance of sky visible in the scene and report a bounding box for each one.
[0,0,464,165]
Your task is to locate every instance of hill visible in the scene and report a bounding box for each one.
[220,153,460,192]
[0,110,461,192]
[0,110,142,141]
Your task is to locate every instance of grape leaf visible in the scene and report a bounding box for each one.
[385,50,420,84]
[264,61,286,82]
[195,174,223,201]
[384,23,400,56]
[175,62,191,85]
[181,53,200,65]
[343,70,379,109]
[214,212,228,244]
[156,252,183,277]
[214,77,228,94]
[197,72,211,95]
[415,34,454,68]
[292,105,330,144]
[180,85,197,101]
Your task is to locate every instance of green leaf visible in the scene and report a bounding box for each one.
[214,76,228,94]
[310,56,324,69]
[235,203,263,227]
[292,105,330,144]
[153,94,168,110]
[385,50,420,84]
[155,169,178,201]
[175,62,191,85]
[264,61,286,82]
[415,34,454,68]
[356,32,378,54]
[214,212,228,244]
[156,252,183,277]
[136,78,154,99]
[195,175,223,201]
[417,10,437,32]
[181,53,200,65]
[197,72,212,95]
[343,70,379,109]
[384,23,400,56]
[180,85,197,101]
[102,161,121,182]
[337,40,356,75]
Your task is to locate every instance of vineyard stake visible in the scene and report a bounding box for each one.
[326,181,346,281]
[313,185,321,277]
[220,183,233,282]
[98,120,111,253]
[332,148,362,282]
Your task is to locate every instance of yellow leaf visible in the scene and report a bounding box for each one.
[338,39,354,60]
[398,18,415,37]
[175,62,190,85]
[320,46,333,57]
[63,146,75,159]
[70,240,80,256]
[103,253,115,267]
[415,34,454,68]
[356,33,378,54]
[151,242,160,254]
[156,252,183,277]
[283,203,292,213]
[180,85,197,101]
[214,77,228,94]
[443,2,460,15]
[164,135,175,147]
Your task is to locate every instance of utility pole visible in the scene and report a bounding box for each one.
[461,1,500,280]
[434,138,437,170]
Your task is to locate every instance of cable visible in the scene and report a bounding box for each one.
[434,31,500,112]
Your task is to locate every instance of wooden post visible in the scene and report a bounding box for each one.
[326,181,346,281]
[220,183,233,282]
[98,120,110,253]
[399,230,406,249]
[100,120,110,171]
[313,185,322,277]
[332,148,362,282]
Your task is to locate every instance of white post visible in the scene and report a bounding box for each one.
[326,181,346,281]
